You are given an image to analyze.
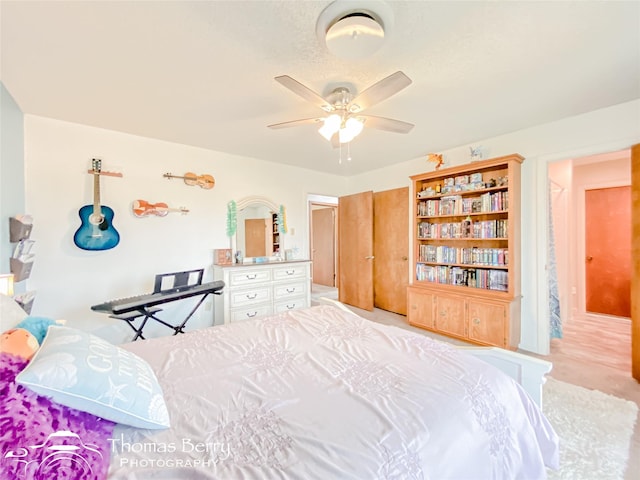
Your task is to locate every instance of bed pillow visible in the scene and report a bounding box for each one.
[16,326,170,429]
[0,293,27,331]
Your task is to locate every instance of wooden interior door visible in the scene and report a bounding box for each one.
[631,143,639,381]
[373,187,409,314]
[585,186,631,317]
[311,207,336,287]
[244,218,267,257]
[338,191,374,310]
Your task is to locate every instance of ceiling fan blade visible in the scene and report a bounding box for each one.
[274,75,333,112]
[348,71,412,113]
[360,115,414,134]
[267,117,322,129]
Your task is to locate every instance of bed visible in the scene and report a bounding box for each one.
[1,301,559,479]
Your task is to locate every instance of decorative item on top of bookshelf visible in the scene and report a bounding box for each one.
[408,153,523,350]
[426,153,444,170]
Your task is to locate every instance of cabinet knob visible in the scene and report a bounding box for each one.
[365,256,375,260]
[586,256,593,262]
[439,310,447,317]
[401,256,408,261]
[472,318,480,325]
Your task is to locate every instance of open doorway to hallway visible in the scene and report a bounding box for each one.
[308,195,338,300]
[548,148,631,373]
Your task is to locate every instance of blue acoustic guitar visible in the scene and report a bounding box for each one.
[73,159,120,251]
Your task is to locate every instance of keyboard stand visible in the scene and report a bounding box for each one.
[109,308,163,341]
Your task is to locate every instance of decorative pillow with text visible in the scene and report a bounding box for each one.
[16,326,170,429]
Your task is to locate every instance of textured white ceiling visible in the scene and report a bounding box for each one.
[1,1,639,176]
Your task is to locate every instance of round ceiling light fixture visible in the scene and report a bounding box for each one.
[316,0,394,60]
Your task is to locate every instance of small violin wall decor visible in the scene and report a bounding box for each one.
[132,200,189,217]
[163,172,215,189]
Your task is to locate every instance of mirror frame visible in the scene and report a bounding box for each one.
[231,195,282,258]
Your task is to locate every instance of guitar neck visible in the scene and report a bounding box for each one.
[93,172,101,215]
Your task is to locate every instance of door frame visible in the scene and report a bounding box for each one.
[534,141,635,356]
[309,202,338,288]
[307,194,339,289]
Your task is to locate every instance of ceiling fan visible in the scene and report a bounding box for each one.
[267,71,414,146]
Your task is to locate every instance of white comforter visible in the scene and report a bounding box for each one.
[109,305,558,479]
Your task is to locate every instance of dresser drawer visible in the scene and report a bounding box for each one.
[274,298,309,313]
[229,304,273,323]
[228,268,271,287]
[272,264,308,281]
[229,287,271,307]
[273,282,307,300]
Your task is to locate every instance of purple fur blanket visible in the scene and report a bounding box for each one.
[0,353,115,480]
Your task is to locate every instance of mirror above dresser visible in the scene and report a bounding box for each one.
[231,196,285,262]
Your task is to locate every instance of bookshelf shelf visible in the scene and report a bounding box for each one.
[408,154,523,350]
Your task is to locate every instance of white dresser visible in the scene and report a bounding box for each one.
[213,260,311,324]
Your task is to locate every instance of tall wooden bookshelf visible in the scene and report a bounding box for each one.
[408,154,523,349]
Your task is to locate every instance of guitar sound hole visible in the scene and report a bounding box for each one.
[89,214,104,226]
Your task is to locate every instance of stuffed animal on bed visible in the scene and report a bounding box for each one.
[16,316,64,345]
[0,328,39,360]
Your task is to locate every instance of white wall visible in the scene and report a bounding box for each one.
[347,99,640,353]
[23,115,348,342]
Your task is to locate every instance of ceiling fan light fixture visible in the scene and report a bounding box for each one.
[338,117,364,144]
[318,113,342,140]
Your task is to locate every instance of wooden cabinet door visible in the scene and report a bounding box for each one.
[435,295,466,338]
[468,300,506,347]
[407,288,435,329]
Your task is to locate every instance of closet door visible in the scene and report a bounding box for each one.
[374,187,409,315]
[338,191,374,311]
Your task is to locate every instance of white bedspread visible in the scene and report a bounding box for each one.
[108,305,558,479]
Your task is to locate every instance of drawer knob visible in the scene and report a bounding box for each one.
[286,270,295,275]
[246,293,258,299]
[246,274,257,280]
[286,304,295,309]
[286,287,296,293]
[246,311,258,318]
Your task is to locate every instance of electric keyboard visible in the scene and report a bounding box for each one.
[91,281,224,315]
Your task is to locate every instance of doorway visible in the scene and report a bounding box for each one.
[548,149,631,372]
[309,195,339,300]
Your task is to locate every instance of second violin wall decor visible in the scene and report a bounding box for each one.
[163,172,215,189]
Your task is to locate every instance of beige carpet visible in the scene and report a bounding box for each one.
[544,377,638,480]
